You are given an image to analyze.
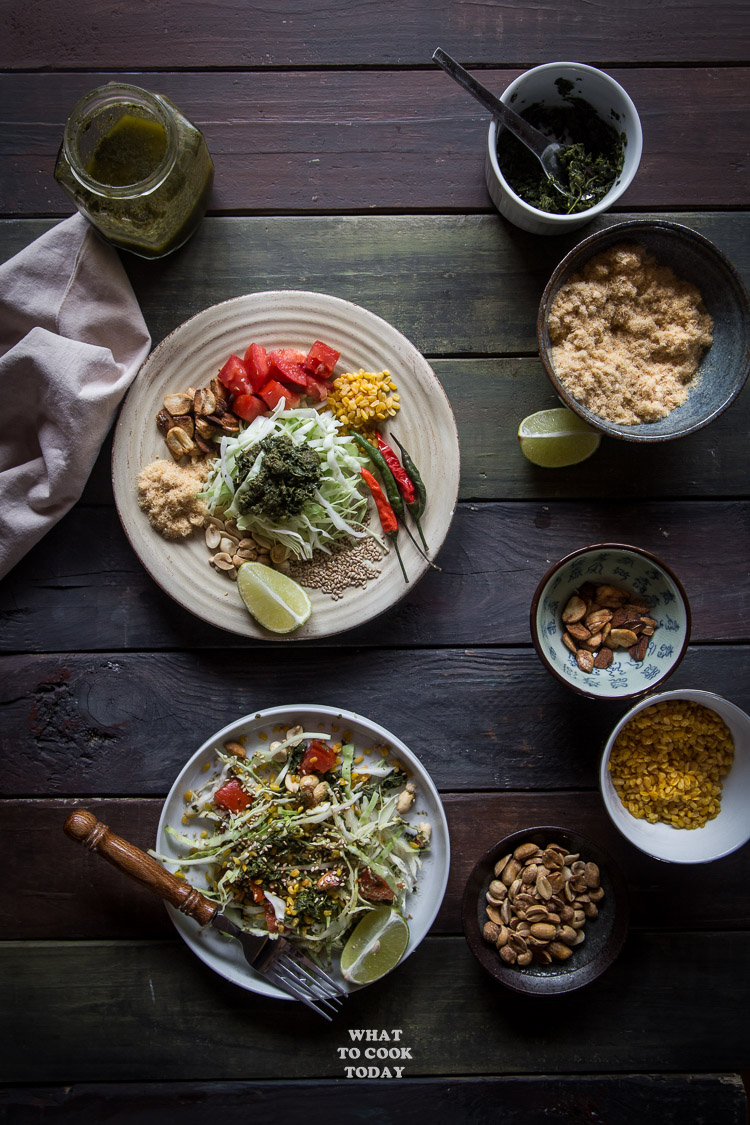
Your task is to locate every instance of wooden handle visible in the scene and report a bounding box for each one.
[63,808,218,927]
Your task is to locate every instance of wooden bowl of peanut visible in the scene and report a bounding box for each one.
[462,827,629,995]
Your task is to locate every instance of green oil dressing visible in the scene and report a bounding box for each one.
[55,84,215,258]
[498,81,626,215]
[87,114,168,186]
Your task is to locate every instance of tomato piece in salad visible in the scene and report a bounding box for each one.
[213,777,254,813]
[232,393,266,424]
[242,342,271,392]
[263,900,279,933]
[301,374,332,402]
[358,866,396,903]
[217,354,252,397]
[258,379,301,410]
[304,340,340,379]
[267,348,310,389]
[298,739,339,775]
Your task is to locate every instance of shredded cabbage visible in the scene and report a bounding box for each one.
[153,725,430,962]
[198,402,377,560]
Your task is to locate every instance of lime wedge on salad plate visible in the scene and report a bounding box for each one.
[236,562,312,634]
[155,704,450,1000]
[341,906,410,984]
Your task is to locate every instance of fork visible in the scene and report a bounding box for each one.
[63,808,345,1020]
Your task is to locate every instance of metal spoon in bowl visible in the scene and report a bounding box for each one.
[432,47,572,199]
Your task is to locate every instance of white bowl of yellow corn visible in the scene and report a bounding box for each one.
[600,689,750,863]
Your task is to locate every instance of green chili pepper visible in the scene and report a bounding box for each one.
[352,431,439,570]
[350,432,405,520]
[391,434,428,549]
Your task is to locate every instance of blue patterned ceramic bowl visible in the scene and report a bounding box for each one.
[538,220,750,441]
[530,544,690,701]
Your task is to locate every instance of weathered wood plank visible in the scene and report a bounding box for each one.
[2,934,748,1081]
[71,354,750,509]
[1,502,747,652]
[1,647,747,795]
[1,68,748,214]
[2,1075,746,1125]
[1,215,748,359]
[6,793,749,940]
[4,2,749,69]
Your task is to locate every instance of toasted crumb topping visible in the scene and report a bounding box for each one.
[549,242,713,425]
[137,457,211,539]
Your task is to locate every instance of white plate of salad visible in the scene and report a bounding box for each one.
[112,290,460,639]
[153,704,451,999]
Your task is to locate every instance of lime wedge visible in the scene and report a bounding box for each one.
[236,561,312,633]
[518,408,601,468]
[340,905,410,985]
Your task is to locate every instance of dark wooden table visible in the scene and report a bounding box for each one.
[1,4,749,1122]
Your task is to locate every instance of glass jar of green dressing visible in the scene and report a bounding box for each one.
[54,83,214,259]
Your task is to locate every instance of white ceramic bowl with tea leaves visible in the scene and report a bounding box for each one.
[530,543,690,701]
[485,61,642,235]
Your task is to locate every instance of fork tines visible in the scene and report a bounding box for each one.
[268,948,345,1020]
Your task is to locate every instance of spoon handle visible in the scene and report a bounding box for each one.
[432,47,550,159]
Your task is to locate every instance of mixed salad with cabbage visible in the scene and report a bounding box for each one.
[155,724,431,960]
[198,400,378,560]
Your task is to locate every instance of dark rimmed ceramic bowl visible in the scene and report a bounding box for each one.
[530,543,691,701]
[537,219,750,440]
[462,826,629,996]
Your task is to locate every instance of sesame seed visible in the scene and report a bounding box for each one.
[285,528,386,600]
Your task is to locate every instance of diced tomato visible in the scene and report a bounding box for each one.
[258,379,300,410]
[250,884,265,904]
[217,354,252,397]
[243,343,271,393]
[217,357,251,402]
[303,340,340,379]
[298,739,339,776]
[268,348,310,389]
[358,867,395,903]
[301,374,332,402]
[232,394,267,424]
[263,899,279,933]
[214,777,253,813]
[272,347,307,365]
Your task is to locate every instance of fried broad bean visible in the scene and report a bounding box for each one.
[608,699,734,829]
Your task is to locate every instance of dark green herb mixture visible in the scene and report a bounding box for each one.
[235,433,322,520]
[497,83,625,214]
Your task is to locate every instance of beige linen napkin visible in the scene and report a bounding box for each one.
[0,215,151,579]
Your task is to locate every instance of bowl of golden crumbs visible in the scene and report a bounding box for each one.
[537,219,750,441]
[600,689,750,863]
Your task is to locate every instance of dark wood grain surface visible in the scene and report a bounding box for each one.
[1,1,749,1120]
[2,69,749,213]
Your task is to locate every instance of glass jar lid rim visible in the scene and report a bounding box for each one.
[63,82,178,198]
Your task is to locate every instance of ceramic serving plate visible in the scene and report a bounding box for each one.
[156,704,451,1000]
[112,290,460,639]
